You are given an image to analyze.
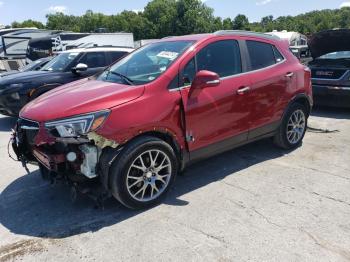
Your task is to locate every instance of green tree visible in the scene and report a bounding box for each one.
[143,0,177,38]
[222,18,233,30]
[11,19,45,29]
[233,14,249,30]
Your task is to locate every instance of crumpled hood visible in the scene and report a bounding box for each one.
[309,29,350,59]
[20,78,145,122]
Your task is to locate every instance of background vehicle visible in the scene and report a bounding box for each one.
[267,30,310,60]
[12,31,312,209]
[0,47,133,116]
[0,28,134,72]
[0,57,52,78]
[0,28,61,72]
[308,29,350,108]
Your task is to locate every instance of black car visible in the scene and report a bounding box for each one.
[0,57,52,78]
[309,29,350,108]
[0,47,133,116]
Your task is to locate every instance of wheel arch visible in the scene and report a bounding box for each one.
[289,93,312,116]
[29,83,62,99]
[98,131,186,191]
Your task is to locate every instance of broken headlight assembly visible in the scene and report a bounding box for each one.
[45,110,110,138]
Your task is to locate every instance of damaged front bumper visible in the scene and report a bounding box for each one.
[11,117,120,191]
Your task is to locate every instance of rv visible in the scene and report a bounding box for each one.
[0,28,61,72]
[1,29,134,72]
[267,30,309,59]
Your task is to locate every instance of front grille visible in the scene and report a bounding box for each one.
[17,118,40,145]
[311,69,347,79]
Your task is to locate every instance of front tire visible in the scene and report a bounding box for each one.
[274,103,308,149]
[109,136,178,209]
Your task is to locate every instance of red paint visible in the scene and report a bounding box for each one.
[20,33,312,155]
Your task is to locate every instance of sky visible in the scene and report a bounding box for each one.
[0,0,350,26]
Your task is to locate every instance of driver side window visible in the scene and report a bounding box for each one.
[180,40,242,87]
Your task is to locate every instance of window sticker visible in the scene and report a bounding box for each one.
[156,51,179,61]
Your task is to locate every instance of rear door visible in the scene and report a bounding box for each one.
[179,39,252,158]
[243,40,290,138]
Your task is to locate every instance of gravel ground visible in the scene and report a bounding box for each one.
[0,107,349,262]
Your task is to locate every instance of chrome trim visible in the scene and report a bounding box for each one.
[312,85,350,91]
[328,86,350,91]
[206,79,220,85]
[20,126,40,130]
[237,86,251,95]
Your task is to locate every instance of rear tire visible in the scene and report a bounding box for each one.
[109,136,178,210]
[274,103,308,149]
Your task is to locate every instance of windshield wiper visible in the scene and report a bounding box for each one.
[106,70,134,85]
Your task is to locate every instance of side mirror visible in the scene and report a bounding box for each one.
[190,70,220,95]
[72,63,88,74]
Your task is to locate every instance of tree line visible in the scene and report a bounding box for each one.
[9,0,350,40]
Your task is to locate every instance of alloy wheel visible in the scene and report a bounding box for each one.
[126,149,172,202]
[286,109,306,144]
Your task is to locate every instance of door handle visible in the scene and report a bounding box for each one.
[285,72,294,78]
[237,86,251,95]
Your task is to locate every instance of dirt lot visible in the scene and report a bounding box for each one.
[0,108,349,262]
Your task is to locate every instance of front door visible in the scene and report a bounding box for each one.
[179,39,251,159]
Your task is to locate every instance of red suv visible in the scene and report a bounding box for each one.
[12,31,312,209]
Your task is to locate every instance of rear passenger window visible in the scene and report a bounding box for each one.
[197,40,242,78]
[273,46,284,63]
[246,41,276,70]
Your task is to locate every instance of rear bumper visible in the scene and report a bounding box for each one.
[312,84,350,108]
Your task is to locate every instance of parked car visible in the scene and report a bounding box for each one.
[0,57,52,78]
[308,29,350,108]
[0,47,133,116]
[12,31,312,209]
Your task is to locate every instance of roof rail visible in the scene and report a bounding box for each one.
[86,45,134,49]
[214,30,280,40]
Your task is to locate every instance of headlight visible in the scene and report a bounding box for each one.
[45,110,110,138]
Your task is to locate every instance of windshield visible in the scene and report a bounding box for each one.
[19,58,47,72]
[318,51,350,60]
[41,52,79,72]
[97,41,195,85]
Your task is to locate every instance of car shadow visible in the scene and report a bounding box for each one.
[0,115,17,132]
[0,139,292,239]
[311,106,350,120]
